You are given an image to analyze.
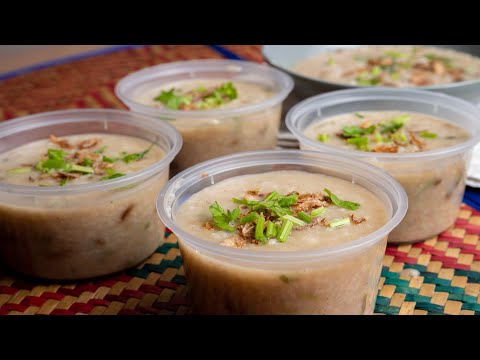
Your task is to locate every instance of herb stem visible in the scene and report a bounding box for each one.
[255,215,266,241]
[278,220,294,243]
[329,217,350,228]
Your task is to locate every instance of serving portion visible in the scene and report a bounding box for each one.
[158,151,407,314]
[304,111,470,153]
[0,134,164,186]
[287,89,480,243]
[292,45,480,87]
[115,60,293,174]
[0,109,182,280]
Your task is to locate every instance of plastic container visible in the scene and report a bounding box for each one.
[157,150,407,314]
[115,59,294,174]
[286,88,480,243]
[0,109,182,280]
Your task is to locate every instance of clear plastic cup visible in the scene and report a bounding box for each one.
[0,109,182,280]
[115,59,294,174]
[286,88,480,243]
[157,150,407,314]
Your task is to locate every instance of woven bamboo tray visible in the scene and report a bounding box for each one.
[0,45,479,315]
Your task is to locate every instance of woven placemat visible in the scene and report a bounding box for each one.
[0,44,479,315]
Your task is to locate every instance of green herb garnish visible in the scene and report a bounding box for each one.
[94,146,107,154]
[102,155,116,163]
[327,57,335,65]
[208,201,240,232]
[420,131,437,139]
[239,212,259,225]
[342,125,376,138]
[35,148,95,174]
[7,167,32,174]
[297,212,312,223]
[347,136,370,151]
[324,188,360,210]
[154,89,191,110]
[356,77,381,86]
[379,115,410,134]
[265,221,278,239]
[70,164,94,174]
[371,65,382,76]
[277,220,294,243]
[329,217,350,228]
[282,214,305,227]
[424,54,453,68]
[390,72,401,80]
[100,173,126,181]
[82,158,93,167]
[47,148,65,161]
[255,215,266,242]
[60,178,68,186]
[122,144,154,164]
[310,207,327,217]
[200,82,238,109]
[232,194,294,218]
[385,50,406,59]
[317,134,330,143]
[354,113,364,118]
[392,132,408,144]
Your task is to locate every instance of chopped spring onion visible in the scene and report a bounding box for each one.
[278,220,294,243]
[329,217,350,228]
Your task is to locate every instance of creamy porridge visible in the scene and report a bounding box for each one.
[293,46,480,87]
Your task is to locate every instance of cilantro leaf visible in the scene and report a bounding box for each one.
[199,82,238,109]
[36,159,68,172]
[209,201,240,232]
[277,194,298,207]
[122,144,154,164]
[154,89,191,110]
[324,188,360,210]
[47,148,65,161]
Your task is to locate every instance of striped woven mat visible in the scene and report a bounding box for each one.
[0,45,479,315]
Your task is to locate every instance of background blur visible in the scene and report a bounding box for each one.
[0,45,113,73]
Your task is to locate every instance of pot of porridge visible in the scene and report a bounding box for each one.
[286,88,480,243]
[263,45,480,105]
[0,109,182,279]
[115,59,294,174]
[157,150,407,314]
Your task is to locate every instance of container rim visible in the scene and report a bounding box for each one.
[157,150,408,263]
[286,88,480,161]
[115,59,294,118]
[0,109,182,196]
